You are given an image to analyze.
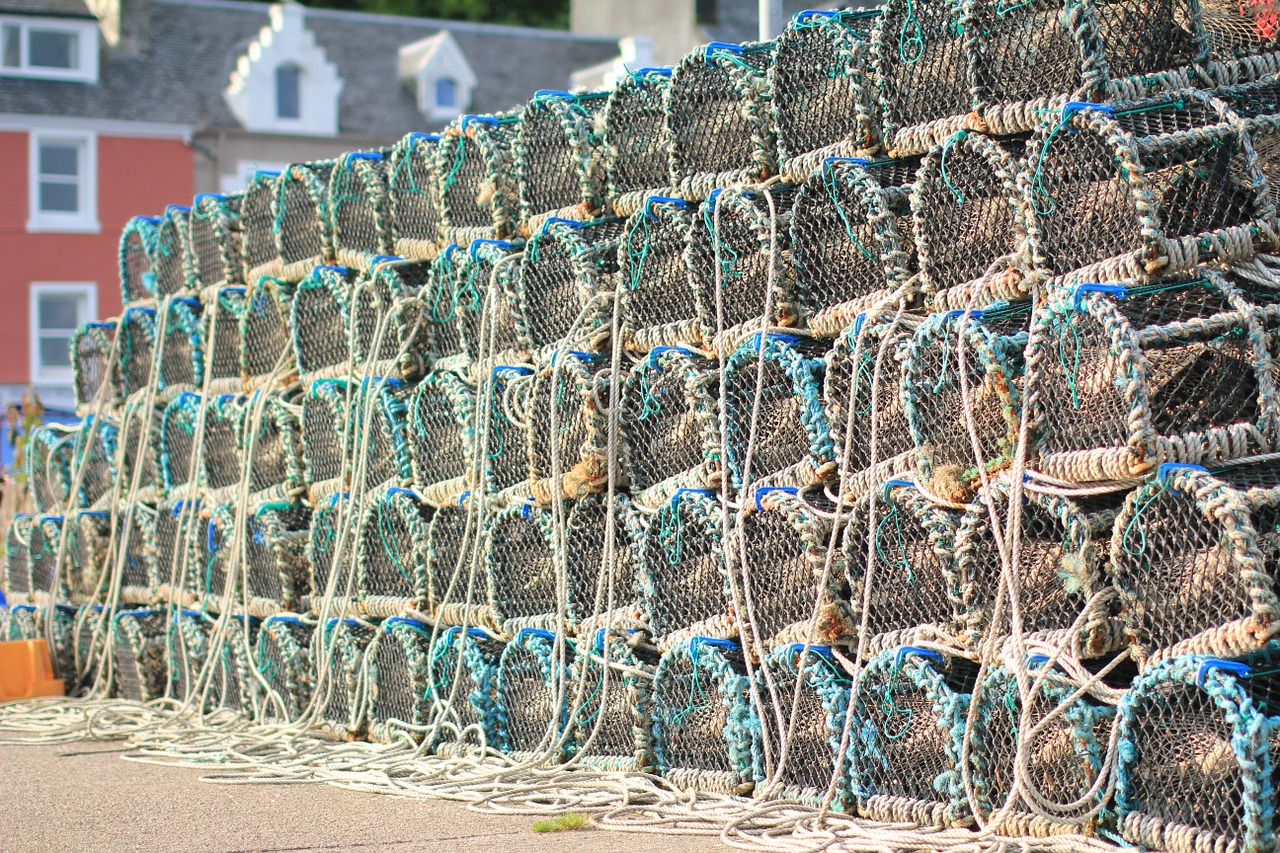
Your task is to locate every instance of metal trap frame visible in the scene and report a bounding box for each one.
[26,424,74,514]
[152,204,193,298]
[435,112,522,242]
[240,170,284,284]
[239,274,296,387]
[314,617,376,739]
[494,628,574,760]
[351,376,415,491]
[119,214,160,306]
[160,392,202,497]
[483,501,558,637]
[528,350,613,502]
[202,285,247,391]
[118,304,158,399]
[517,217,623,355]
[603,68,675,211]
[274,160,337,281]
[244,499,312,616]
[301,379,351,501]
[348,259,434,381]
[66,511,111,604]
[516,90,610,222]
[428,625,505,753]
[188,192,244,290]
[618,196,703,351]
[304,491,352,612]
[407,367,475,502]
[569,627,658,773]
[157,295,204,392]
[388,132,444,261]
[254,614,316,721]
[71,320,120,412]
[327,151,393,270]
[112,607,170,702]
[455,237,529,363]
[290,264,357,381]
[354,486,432,617]
[238,389,306,501]
[366,616,435,744]
[71,415,118,510]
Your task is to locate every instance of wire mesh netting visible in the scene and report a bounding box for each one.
[355,487,432,617]
[66,511,110,603]
[26,425,75,514]
[238,390,306,501]
[352,377,415,491]
[455,238,529,362]
[528,350,612,501]
[160,392,202,497]
[119,214,160,306]
[367,616,435,744]
[200,394,246,496]
[315,618,376,739]
[389,133,444,261]
[407,368,474,501]
[603,68,674,209]
[112,608,169,702]
[118,305,159,400]
[71,417,118,510]
[28,515,68,601]
[517,218,623,355]
[244,500,311,615]
[157,296,204,392]
[204,286,247,391]
[240,275,296,386]
[436,112,522,242]
[483,502,558,636]
[291,265,357,380]
[619,197,703,351]
[328,151,393,271]
[301,379,351,499]
[188,192,244,291]
[275,161,337,281]
[348,259,434,380]
[305,491,350,612]
[153,205,193,299]
[428,625,505,753]
[71,320,120,412]
[255,615,316,721]
[516,90,610,221]
[494,628,573,759]
[241,171,284,283]
[569,628,657,772]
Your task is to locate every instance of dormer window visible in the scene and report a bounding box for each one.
[276,63,301,119]
[0,16,98,82]
[435,76,457,110]
[398,30,476,123]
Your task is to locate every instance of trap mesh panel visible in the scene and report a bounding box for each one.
[731,489,847,649]
[245,501,312,614]
[841,482,961,647]
[315,618,375,738]
[689,185,799,339]
[456,238,528,362]
[157,296,204,391]
[152,205,194,298]
[791,158,919,335]
[255,615,315,720]
[1215,79,1280,212]
[483,502,557,636]
[1028,272,1275,483]
[771,9,881,176]
[570,630,657,772]
[238,390,305,499]
[426,498,490,626]
[118,305,158,399]
[667,41,777,187]
[621,347,720,508]
[204,286,247,387]
[420,246,468,362]
[901,301,1030,502]
[1117,649,1280,853]
[44,604,77,688]
[188,192,244,289]
[428,626,504,751]
[305,492,350,609]
[518,218,623,354]
[480,366,534,496]
[352,377,414,490]
[349,259,433,380]
[118,502,160,604]
[388,132,444,260]
[155,500,200,601]
[200,394,245,494]
[112,608,169,702]
[4,515,35,599]
[210,616,259,716]
[367,617,434,744]
[1023,96,1274,281]
[1200,0,1280,59]
[73,603,110,692]
[755,644,854,809]
[619,198,703,350]
[195,502,236,605]
[28,515,68,600]
[6,605,36,641]
[912,132,1027,302]
[241,170,283,283]
[355,487,432,617]
[167,609,210,706]
[516,90,610,221]
[851,647,976,828]
[1110,460,1280,663]
[119,215,160,305]
[564,494,645,631]
[240,276,296,385]
[119,399,162,500]
[72,416,118,509]
[970,663,1116,836]
[67,512,111,603]
[956,477,1123,652]
[274,160,337,279]
[408,368,474,498]
[722,335,834,495]
[603,68,675,204]
[528,351,612,501]
[160,392,202,495]
[72,320,120,411]
[327,151,393,270]
[637,489,733,646]
[652,637,757,794]
[494,629,573,758]
[436,112,522,241]
[27,424,75,513]
[291,265,356,380]
[301,379,350,496]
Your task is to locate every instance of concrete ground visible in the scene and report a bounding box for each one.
[0,743,730,852]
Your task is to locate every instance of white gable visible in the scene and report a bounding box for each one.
[398,30,477,121]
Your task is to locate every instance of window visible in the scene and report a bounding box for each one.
[696,0,718,24]
[30,283,97,384]
[276,63,301,120]
[435,77,457,109]
[28,131,98,232]
[0,17,97,81]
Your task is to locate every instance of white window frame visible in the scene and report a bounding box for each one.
[29,282,97,386]
[28,130,99,233]
[0,15,99,83]
[222,160,290,194]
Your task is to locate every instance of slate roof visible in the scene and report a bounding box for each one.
[0,0,621,138]
[0,0,95,19]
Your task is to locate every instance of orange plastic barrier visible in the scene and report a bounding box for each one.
[0,639,65,701]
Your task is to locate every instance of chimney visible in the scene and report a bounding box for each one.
[88,0,152,57]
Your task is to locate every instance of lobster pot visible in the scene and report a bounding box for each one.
[301,379,350,497]
[28,515,68,600]
[618,197,701,350]
[314,618,376,739]
[349,259,433,379]
[841,482,961,648]
[730,489,846,649]
[970,663,1115,836]
[1200,0,1280,60]
[517,218,624,354]
[516,90,610,221]
[480,366,534,496]
[4,515,35,600]
[157,296,204,391]
[791,158,918,335]
[210,616,259,715]
[851,647,976,828]
[388,132,444,260]
[118,502,160,604]
[66,511,111,602]
[72,416,118,510]
[1024,96,1274,282]
[422,247,467,362]
[825,314,918,498]
[456,238,529,362]
[240,170,282,283]
[425,497,491,627]
[112,608,169,702]
[621,347,720,508]
[239,390,306,499]
[118,305,158,399]
[722,335,834,495]
[1117,649,1280,853]
[352,377,414,491]
[167,609,211,706]
[436,112,521,241]
[689,184,799,341]
[528,351,613,501]
[956,477,1123,652]
[355,487,432,616]
[901,301,1030,502]
[1214,78,1280,211]
[45,604,76,682]
[204,286,247,389]
[564,494,645,632]
[772,9,880,178]
[428,625,505,752]
[72,603,111,693]
[603,68,675,206]
[668,41,776,188]
[71,320,120,410]
[254,615,316,720]
[291,265,356,380]
[571,630,657,772]
[245,500,312,615]
[195,502,236,605]
[155,499,200,601]
[483,502,557,636]
[274,160,337,280]
[367,617,435,744]
[637,489,733,648]
[119,399,163,500]
[327,151,392,270]
[152,205,193,297]
[652,637,758,794]
[1028,273,1277,484]
[240,275,295,385]
[494,629,574,759]
[408,368,475,500]
[755,644,853,809]
[160,392,202,496]
[188,192,244,289]
[5,605,36,641]
[305,491,351,610]
[119,215,160,305]
[26,424,75,513]
[200,394,245,494]
[912,132,1027,305]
